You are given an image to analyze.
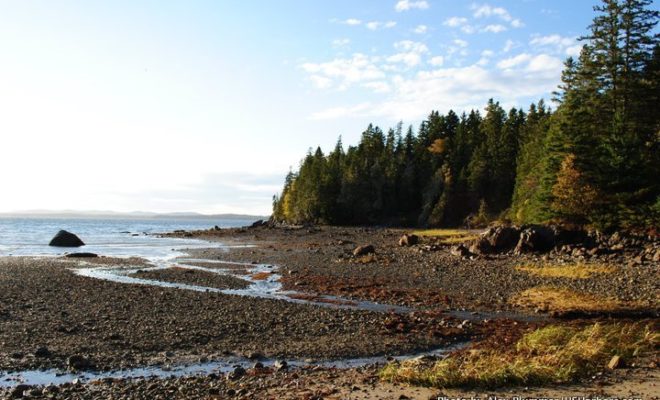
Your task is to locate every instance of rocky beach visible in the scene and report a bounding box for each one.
[0,224,658,399]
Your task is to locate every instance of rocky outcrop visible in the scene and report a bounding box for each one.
[48,230,85,247]
[514,225,555,254]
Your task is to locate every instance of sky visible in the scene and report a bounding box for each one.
[0,0,613,215]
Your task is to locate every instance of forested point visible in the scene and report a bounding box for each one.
[273,0,659,232]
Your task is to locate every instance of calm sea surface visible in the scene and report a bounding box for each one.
[0,217,258,258]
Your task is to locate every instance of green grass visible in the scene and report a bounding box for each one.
[380,322,658,388]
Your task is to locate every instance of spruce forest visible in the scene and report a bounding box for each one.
[273,0,659,231]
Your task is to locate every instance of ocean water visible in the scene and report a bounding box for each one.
[0,217,259,257]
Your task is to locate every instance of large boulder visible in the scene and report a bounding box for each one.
[472,226,520,254]
[514,225,555,254]
[49,230,85,247]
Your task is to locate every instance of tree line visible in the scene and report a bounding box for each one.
[273,0,659,231]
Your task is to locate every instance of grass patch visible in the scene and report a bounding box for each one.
[412,229,471,237]
[510,286,646,314]
[412,229,479,244]
[380,322,658,388]
[516,262,617,279]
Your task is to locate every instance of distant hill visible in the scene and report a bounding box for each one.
[0,210,270,220]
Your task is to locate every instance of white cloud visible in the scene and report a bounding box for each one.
[387,40,430,67]
[472,4,512,20]
[454,39,468,48]
[362,81,392,93]
[309,75,333,89]
[366,21,397,30]
[472,4,523,28]
[429,56,444,66]
[482,24,507,33]
[301,53,385,90]
[497,53,532,69]
[332,38,351,48]
[342,18,362,26]
[413,24,428,34]
[503,39,517,53]
[530,34,580,56]
[526,54,563,73]
[395,0,429,12]
[477,50,494,66]
[311,57,564,121]
[443,16,475,33]
[566,44,582,57]
[444,17,468,27]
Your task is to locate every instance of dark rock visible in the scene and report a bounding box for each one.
[353,244,375,256]
[398,234,419,247]
[34,346,51,358]
[515,225,555,254]
[250,219,267,228]
[485,226,520,250]
[469,237,492,255]
[66,355,93,370]
[227,366,245,380]
[10,384,31,399]
[450,244,471,258]
[65,252,98,258]
[49,230,85,247]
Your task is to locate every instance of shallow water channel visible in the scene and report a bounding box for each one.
[1,241,538,388]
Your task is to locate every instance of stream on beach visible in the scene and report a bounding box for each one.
[0,218,538,387]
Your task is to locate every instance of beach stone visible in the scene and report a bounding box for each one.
[9,384,31,399]
[450,244,471,257]
[353,244,375,256]
[34,346,51,358]
[49,230,85,247]
[227,366,245,380]
[398,234,419,247]
[66,355,93,370]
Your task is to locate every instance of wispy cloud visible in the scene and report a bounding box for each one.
[413,24,428,34]
[530,34,581,56]
[387,40,430,67]
[301,53,385,90]
[443,16,476,34]
[366,20,397,30]
[395,0,429,12]
[311,52,563,121]
[482,24,507,33]
[471,4,523,28]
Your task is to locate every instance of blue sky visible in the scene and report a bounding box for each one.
[0,0,613,215]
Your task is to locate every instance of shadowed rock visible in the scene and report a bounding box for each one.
[49,230,85,247]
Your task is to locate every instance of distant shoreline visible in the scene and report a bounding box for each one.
[0,212,269,221]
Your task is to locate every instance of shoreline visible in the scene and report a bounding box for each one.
[0,225,657,398]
